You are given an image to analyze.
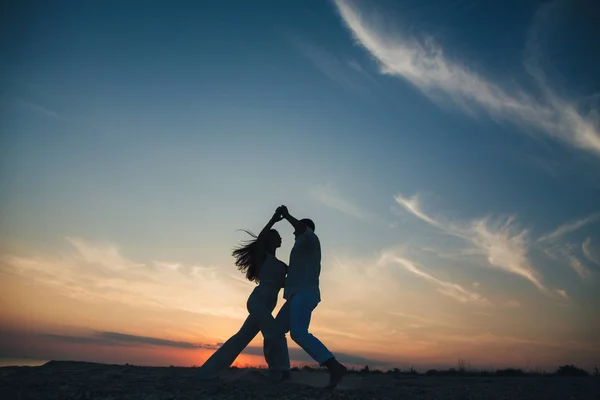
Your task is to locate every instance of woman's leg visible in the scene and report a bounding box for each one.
[247,296,289,373]
[197,314,260,376]
[273,300,292,371]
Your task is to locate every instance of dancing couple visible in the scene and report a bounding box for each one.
[197,205,347,388]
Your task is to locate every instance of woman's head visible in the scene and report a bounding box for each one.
[266,229,282,250]
[232,229,281,283]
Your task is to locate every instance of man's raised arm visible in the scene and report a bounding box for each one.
[277,205,307,235]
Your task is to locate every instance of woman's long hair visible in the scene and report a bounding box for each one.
[232,229,271,284]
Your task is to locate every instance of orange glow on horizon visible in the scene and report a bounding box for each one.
[2,236,599,372]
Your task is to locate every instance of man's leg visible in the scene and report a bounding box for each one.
[288,292,347,388]
[288,292,333,364]
[197,315,259,377]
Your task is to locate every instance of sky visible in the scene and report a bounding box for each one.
[1,0,599,371]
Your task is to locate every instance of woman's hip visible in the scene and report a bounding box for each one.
[247,290,278,312]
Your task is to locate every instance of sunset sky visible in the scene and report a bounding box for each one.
[1,0,599,371]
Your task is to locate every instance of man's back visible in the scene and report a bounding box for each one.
[283,228,321,300]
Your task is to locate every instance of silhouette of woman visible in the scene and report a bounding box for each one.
[197,210,290,381]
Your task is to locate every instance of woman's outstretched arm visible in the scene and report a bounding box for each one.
[254,210,283,256]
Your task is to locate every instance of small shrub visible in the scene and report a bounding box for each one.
[524,367,546,376]
[555,364,589,377]
[360,365,370,374]
[431,368,455,376]
[458,359,471,373]
[496,368,525,377]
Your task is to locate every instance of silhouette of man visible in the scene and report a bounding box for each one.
[274,205,347,388]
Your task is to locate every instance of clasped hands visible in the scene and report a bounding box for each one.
[272,205,289,222]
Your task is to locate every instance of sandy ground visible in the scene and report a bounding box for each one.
[1,361,598,399]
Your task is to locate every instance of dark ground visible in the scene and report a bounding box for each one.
[1,361,599,400]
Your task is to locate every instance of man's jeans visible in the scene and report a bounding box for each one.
[197,291,333,376]
[275,291,334,365]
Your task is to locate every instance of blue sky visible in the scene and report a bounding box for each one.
[1,0,599,370]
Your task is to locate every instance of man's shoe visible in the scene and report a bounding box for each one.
[323,358,347,389]
[281,370,291,381]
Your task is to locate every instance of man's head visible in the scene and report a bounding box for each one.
[300,218,315,231]
[294,218,315,237]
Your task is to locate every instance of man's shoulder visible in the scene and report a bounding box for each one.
[302,228,320,243]
[305,227,318,237]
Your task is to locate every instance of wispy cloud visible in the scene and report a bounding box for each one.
[310,182,390,227]
[378,253,489,304]
[501,300,521,309]
[67,237,147,270]
[566,255,592,280]
[332,0,600,157]
[321,254,401,306]
[583,237,600,266]
[388,311,458,329]
[394,193,547,292]
[541,242,593,280]
[289,35,373,95]
[152,261,218,279]
[347,59,379,85]
[241,344,393,367]
[468,217,546,291]
[98,331,218,349]
[392,193,445,229]
[42,331,219,350]
[538,213,600,242]
[8,97,65,121]
[0,237,250,319]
